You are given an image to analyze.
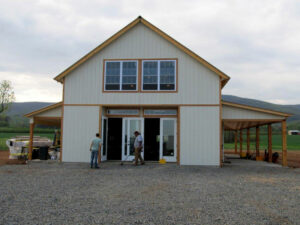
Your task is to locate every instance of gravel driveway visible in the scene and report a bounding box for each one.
[0,158,299,225]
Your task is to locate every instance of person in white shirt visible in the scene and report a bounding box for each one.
[134,131,145,166]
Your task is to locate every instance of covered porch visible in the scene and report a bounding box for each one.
[24,102,62,160]
[222,101,291,166]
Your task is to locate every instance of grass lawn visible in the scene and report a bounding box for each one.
[0,133,54,150]
[224,134,300,151]
[1,132,299,151]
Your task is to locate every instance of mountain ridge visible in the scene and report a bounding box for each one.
[2,95,300,128]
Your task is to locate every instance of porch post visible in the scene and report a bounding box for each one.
[268,124,272,162]
[256,126,260,157]
[246,128,250,156]
[234,130,238,154]
[239,129,243,157]
[28,123,35,160]
[282,120,287,166]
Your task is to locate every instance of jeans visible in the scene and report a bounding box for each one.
[90,150,98,167]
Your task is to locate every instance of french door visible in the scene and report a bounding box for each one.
[160,118,177,162]
[101,117,108,161]
[122,118,144,161]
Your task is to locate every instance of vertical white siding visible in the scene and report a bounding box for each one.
[64,23,220,105]
[62,106,99,162]
[36,106,62,117]
[180,106,220,166]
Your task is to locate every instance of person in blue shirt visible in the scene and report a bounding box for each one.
[90,133,102,169]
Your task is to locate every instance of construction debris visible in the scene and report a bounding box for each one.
[6,136,52,160]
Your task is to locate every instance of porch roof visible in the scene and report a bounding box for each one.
[24,102,62,126]
[222,101,292,130]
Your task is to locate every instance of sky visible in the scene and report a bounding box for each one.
[0,0,299,104]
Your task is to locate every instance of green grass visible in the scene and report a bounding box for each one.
[224,134,300,151]
[0,133,54,150]
[2,132,300,151]
[0,127,55,133]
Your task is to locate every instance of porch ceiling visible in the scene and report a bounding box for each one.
[34,117,61,127]
[223,119,283,130]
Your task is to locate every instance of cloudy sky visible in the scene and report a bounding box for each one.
[0,0,299,104]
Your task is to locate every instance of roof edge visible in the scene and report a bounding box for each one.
[54,17,141,82]
[24,102,63,118]
[54,16,230,84]
[139,18,230,81]
[222,101,292,117]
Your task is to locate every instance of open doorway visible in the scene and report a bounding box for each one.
[144,118,160,161]
[107,118,122,160]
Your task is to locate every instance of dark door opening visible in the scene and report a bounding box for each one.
[107,118,122,160]
[144,118,160,161]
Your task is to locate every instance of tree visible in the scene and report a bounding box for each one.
[0,80,15,114]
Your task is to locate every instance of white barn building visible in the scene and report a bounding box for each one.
[25,16,291,166]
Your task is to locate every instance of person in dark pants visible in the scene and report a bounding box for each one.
[90,133,102,169]
[134,131,145,166]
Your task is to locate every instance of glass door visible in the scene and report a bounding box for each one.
[101,117,108,161]
[160,118,177,162]
[122,118,144,161]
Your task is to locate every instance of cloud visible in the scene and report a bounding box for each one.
[0,71,62,102]
[0,0,299,104]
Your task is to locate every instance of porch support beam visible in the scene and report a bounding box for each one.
[256,126,260,157]
[28,123,35,160]
[247,128,250,156]
[282,120,287,166]
[268,124,272,163]
[239,129,243,157]
[234,130,238,154]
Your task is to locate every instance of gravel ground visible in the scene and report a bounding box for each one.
[0,157,299,225]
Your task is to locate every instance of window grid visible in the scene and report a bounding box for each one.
[104,60,138,91]
[103,59,177,92]
[142,60,176,91]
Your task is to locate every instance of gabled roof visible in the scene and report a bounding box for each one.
[24,102,62,117]
[222,101,292,118]
[54,16,230,87]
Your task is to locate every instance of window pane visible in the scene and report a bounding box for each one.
[106,76,120,84]
[160,84,175,90]
[160,61,175,76]
[163,120,175,156]
[160,75,175,84]
[160,61,175,90]
[107,109,139,115]
[129,120,142,156]
[144,109,177,115]
[105,84,120,90]
[122,75,136,90]
[106,62,120,76]
[123,62,136,76]
[143,75,157,84]
[122,62,137,90]
[124,120,127,155]
[144,61,158,75]
[143,61,158,90]
[122,76,136,84]
[122,84,136,90]
[106,62,120,90]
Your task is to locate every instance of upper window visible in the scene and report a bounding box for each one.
[142,60,176,91]
[105,61,137,91]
